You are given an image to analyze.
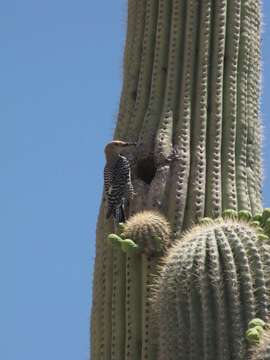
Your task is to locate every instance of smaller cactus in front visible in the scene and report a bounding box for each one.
[122,210,171,255]
[154,219,270,360]
[107,211,171,255]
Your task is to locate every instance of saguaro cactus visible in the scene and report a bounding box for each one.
[91,0,265,359]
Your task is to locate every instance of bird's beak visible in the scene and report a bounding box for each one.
[125,142,137,146]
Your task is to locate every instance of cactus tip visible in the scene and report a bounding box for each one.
[238,209,252,221]
[120,239,140,253]
[223,209,238,219]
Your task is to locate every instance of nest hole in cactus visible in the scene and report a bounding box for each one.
[135,156,156,184]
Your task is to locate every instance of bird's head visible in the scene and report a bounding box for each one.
[104,140,137,157]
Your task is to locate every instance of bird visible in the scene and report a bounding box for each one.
[104,140,136,223]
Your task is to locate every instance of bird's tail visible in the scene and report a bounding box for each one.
[106,205,126,223]
[115,205,126,223]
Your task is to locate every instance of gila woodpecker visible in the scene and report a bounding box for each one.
[104,140,136,223]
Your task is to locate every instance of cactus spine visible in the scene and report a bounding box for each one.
[91,0,265,359]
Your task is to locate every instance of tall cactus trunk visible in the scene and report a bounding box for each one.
[91,0,263,359]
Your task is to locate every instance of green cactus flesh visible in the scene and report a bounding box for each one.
[154,220,269,360]
[91,0,265,359]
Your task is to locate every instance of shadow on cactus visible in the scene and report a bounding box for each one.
[153,219,270,360]
[107,211,171,256]
[249,327,270,360]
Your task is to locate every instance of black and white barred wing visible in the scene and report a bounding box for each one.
[104,155,133,221]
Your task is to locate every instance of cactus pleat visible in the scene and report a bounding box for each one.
[91,0,264,359]
[215,228,243,358]
[260,243,270,291]
[157,239,194,360]
[141,255,157,359]
[111,248,126,359]
[166,0,196,236]
[206,230,230,358]
[91,208,114,358]
[116,0,146,141]
[103,231,114,358]
[204,0,226,218]
[126,0,159,141]
[236,0,250,211]
[125,254,142,359]
[137,0,173,155]
[236,229,269,319]
[123,199,144,359]
[91,211,102,358]
[184,0,211,226]
[116,0,137,139]
[155,220,269,359]
[221,0,240,211]
[246,0,262,213]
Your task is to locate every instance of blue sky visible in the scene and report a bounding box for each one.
[0,1,269,359]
